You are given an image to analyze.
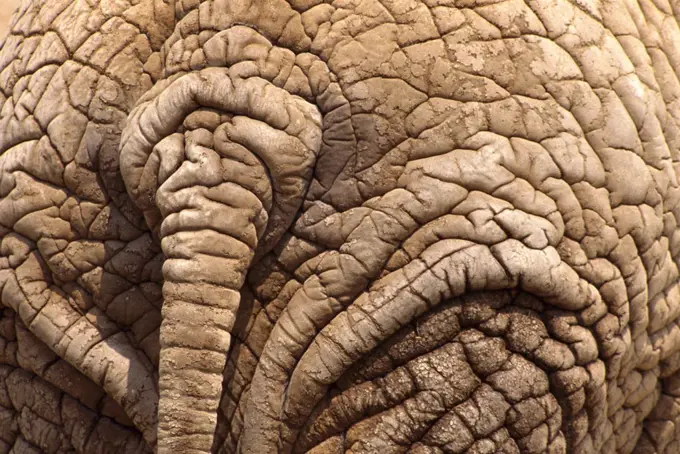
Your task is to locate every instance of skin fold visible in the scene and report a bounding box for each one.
[1,0,680,452]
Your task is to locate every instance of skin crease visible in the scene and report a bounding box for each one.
[1,0,680,454]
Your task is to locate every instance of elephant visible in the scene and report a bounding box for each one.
[1,0,680,452]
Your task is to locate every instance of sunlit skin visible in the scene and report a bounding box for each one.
[1,0,680,453]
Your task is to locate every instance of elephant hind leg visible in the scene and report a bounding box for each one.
[286,291,592,454]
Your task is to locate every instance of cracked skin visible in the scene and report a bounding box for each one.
[1,0,680,452]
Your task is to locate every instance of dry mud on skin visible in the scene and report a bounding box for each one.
[3,0,680,453]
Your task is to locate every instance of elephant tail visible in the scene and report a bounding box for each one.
[120,68,321,452]
[156,161,265,452]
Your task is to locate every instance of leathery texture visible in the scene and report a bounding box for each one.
[1,0,680,453]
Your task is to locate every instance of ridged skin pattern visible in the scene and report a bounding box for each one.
[2,0,680,453]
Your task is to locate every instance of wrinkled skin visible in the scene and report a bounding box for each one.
[2,0,680,453]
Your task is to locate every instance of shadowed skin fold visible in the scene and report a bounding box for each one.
[2,0,680,453]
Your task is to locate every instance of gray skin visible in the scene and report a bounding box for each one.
[1,0,680,453]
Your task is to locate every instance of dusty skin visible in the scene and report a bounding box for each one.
[2,0,680,453]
